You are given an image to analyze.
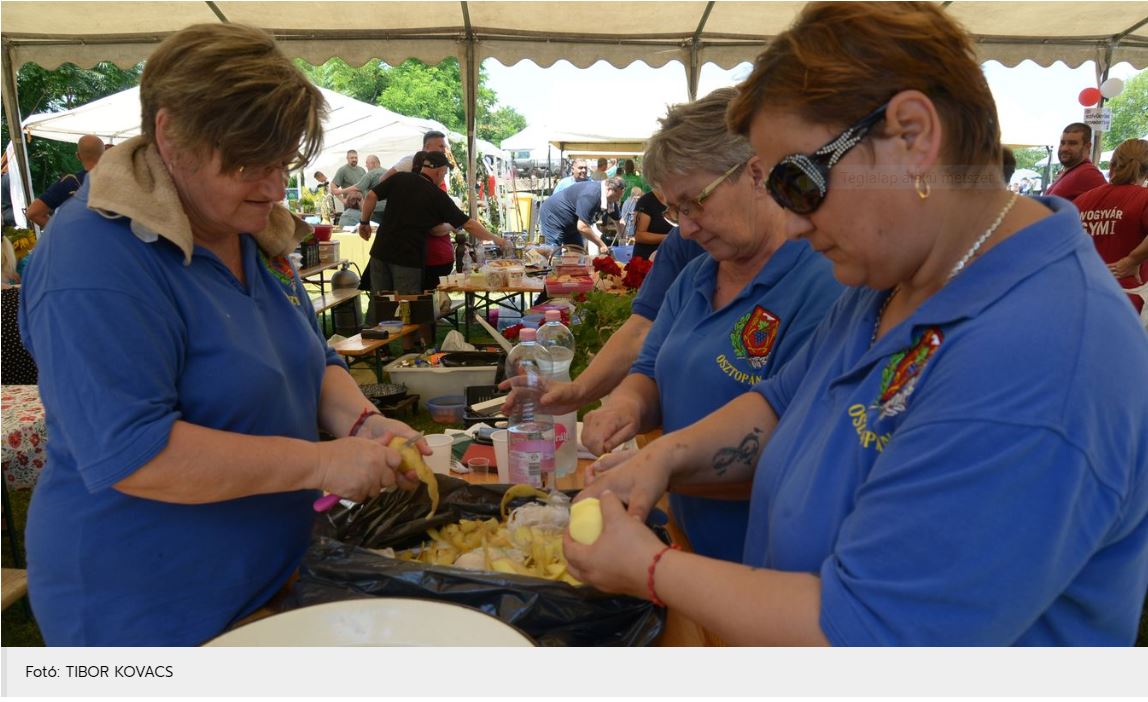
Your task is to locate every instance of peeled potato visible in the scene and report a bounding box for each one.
[389,436,438,518]
[568,498,603,545]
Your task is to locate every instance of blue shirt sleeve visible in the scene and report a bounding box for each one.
[39,171,84,210]
[631,228,705,320]
[23,283,184,493]
[630,261,690,378]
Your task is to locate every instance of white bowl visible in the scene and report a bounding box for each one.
[206,598,534,647]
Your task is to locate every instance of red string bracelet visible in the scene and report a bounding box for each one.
[646,544,680,608]
[348,407,382,437]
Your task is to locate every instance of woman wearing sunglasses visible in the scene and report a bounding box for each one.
[580,87,842,563]
[566,1,1148,645]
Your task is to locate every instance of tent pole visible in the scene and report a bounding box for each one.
[462,2,479,223]
[687,44,699,102]
[1092,46,1113,163]
[2,41,34,219]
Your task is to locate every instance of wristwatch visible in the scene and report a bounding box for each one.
[359,220,370,226]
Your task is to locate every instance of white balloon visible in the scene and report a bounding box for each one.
[1100,77,1124,99]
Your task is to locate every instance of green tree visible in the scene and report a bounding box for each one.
[298,57,527,145]
[293,58,389,105]
[380,59,466,132]
[1102,70,1148,150]
[1012,147,1049,172]
[1,61,143,195]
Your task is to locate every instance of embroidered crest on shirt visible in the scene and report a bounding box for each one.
[730,305,780,370]
[875,326,944,419]
[261,251,302,306]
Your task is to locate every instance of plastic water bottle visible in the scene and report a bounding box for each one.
[505,328,556,488]
[535,310,577,477]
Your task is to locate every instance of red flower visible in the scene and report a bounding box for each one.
[621,257,653,289]
[592,255,623,278]
[502,323,524,341]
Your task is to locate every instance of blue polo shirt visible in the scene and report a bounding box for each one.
[39,169,86,210]
[749,198,1148,645]
[20,180,343,645]
[634,239,843,561]
[540,180,607,247]
[630,227,706,321]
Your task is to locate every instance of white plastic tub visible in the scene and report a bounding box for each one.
[384,354,499,409]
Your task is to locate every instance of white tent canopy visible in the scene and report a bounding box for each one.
[19,85,502,190]
[4,1,1146,212]
[3,2,1146,76]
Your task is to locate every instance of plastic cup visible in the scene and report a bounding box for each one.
[467,457,491,476]
[423,434,454,475]
[491,430,509,483]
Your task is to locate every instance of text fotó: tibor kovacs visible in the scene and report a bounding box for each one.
[26,665,176,679]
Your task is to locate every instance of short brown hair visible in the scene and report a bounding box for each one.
[140,23,325,173]
[1063,122,1093,144]
[644,87,753,190]
[728,2,1000,170]
[1108,139,1148,186]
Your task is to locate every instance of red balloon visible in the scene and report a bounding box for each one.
[1078,87,1101,107]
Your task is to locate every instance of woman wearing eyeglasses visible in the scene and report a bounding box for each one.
[19,24,428,645]
[580,87,842,563]
[566,2,1148,645]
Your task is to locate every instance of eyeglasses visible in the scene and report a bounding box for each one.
[662,158,749,227]
[766,102,888,215]
[236,156,299,184]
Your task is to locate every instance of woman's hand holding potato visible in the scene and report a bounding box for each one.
[564,490,666,598]
[314,437,408,502]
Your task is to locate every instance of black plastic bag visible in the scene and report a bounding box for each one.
[289,476,667,646]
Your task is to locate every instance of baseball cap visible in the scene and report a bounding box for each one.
[422,151,450,168]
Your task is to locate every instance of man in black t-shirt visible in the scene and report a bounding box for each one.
[357,150,504,343]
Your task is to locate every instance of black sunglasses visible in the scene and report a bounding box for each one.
[766,102,889,215]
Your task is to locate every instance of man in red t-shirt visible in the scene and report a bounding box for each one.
[1045,122,1107,202]
[1074,138,1148,314]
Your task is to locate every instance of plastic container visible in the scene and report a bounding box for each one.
[464,385,508,428]
[385,354,499,409]
[521,313,544,328]
[545,275,593,296]
[312,223,333,242]
[535,310,577,477]
[426,396,466,425]
[504,328,556,488]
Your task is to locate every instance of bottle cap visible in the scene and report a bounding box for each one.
[545,310,561,322]
[519,327,537,341]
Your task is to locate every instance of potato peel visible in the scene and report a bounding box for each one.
[388,436,438,518]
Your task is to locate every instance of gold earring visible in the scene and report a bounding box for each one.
[914,175,931,200]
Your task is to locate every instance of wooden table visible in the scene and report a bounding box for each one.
[301,259,356,336]
[331,325,421,382]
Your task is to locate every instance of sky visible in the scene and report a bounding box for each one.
[482,57,1144,151]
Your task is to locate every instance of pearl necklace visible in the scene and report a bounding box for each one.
[871,191,1019,346]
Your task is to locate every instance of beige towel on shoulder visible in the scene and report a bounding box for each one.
[87,135,311,264]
